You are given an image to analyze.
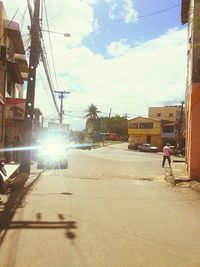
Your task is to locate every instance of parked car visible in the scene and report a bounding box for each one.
[128,143,141,150]
[75,143,99,150]
[139,144,159,152]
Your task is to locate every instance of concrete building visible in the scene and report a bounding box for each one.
[128,116,163,149]
[181,0,200,180]
[149,105,185,148]
[148,106,184,122]
[0,2,28,159]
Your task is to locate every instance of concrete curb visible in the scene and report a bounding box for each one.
[189,181,200,193]
[164,163,200,194]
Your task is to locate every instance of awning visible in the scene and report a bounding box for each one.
[4,20,25,54]
[7,60,23,84]
[0,93,4,104]
[181,0,190,24]
[163,123,176,126]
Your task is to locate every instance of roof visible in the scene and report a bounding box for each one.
[181,0,190,24]
[128,116,161,122]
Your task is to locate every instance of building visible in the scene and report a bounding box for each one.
[128,116,162,149]
[148,106,184,122]
[181,0,200,180]
[0,2,28,160]
[149,105,185,148]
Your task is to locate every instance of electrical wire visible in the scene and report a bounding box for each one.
[43,0,59,91]
[48,3,180,27]
[40,35,60,115]
[0,0,25,42]
[137,3,180,19]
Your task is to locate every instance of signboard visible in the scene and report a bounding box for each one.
[5,98,25,120]
[48,122,70,132]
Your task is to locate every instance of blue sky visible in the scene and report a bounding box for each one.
[3,0,188,130]
[84,1,183,55]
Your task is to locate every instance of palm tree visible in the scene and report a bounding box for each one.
[85,104,101,119]
[85,104,101,142]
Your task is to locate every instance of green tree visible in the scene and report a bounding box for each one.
[85,104,101,119]
[85,104,101,141]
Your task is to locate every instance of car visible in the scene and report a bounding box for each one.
[36,131,69,169]
[139,143,159,152]
[75,143,98,150]
[128,143,141,150]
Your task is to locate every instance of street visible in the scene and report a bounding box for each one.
[1,143,200,267]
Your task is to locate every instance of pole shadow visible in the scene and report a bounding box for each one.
[0,170,77,247]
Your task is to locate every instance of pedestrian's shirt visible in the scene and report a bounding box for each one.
[163,146,171,157]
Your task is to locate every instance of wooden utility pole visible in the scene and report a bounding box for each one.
[22,0,40,173]
[54,91,70,124]
[107,108,112,133]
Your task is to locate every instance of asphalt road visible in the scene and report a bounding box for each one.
[1,143,200,267]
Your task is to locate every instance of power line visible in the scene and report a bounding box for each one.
[137,3,180,19]
[48,3,180,29]
[43,0,59,91]
[0,0,24,42]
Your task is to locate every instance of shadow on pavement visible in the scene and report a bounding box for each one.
[0,170,77,247]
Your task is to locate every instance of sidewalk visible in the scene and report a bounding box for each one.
[166,158,200,193]
[0,162,42,195]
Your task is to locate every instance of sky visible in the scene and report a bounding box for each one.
[3,0,187,130]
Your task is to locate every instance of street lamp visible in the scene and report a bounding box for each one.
[42,29,71,37]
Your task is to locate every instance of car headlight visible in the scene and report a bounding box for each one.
[38,139,67,158]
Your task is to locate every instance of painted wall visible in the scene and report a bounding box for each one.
[128,117,162,148]
[148,106,183,122]
[185,0,200,180]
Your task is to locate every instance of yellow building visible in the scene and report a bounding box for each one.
[128,116,162,149]
[148,106,184,122]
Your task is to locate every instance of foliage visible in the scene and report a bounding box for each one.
[85,104,101,119]
[86,115,128,136]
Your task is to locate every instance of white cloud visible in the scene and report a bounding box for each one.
[35,27,187,130]
[107,39,131,57]
[3,1,188,130]
[4,0,96,46]
[105,0,138,23]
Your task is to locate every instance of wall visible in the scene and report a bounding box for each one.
[148,106,182,122]
[186,0,200,180]
[128,117,162,148]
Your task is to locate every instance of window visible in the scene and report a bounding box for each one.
[129,123,138,129]
[169,113,173,118]
[139,123,153,129]
[157,113,161,117]
[163,125,174,133]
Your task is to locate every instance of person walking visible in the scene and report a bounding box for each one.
[162,143,171,168]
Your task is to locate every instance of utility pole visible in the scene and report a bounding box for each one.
[22,0,40,173]
[107,108,112,133]
[54,91,70,124]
